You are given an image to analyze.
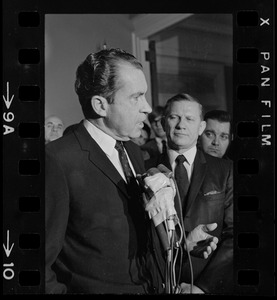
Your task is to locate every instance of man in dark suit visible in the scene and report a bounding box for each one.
[46,49,220,294]
[45,48,156,294]
[150,93,233,294]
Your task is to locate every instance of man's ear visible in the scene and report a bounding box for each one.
[199,120,206,136]
[90,95,108,117]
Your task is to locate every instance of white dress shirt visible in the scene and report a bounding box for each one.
[167,146,197,183]
[83,119,135,182]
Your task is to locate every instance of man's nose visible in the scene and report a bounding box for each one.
[177,117,187,129]
[52,126,59,132]
[212,136,219,145]
[142,97,152,114]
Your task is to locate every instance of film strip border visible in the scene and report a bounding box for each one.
[2,1,275,295]
[2,1,45,294]
[233,7,275,296]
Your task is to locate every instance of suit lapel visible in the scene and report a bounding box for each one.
[184,149,207,215]
[74,123,130,199]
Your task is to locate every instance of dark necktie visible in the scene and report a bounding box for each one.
[115,141,145,258]
[174,155,189,209]
[162,140,167,155]
[115,141,135,185]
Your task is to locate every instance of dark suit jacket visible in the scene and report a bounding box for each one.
[45,122,160,294]
[141,139,159,157]
[148,149,233,294]
[141,139,161,170]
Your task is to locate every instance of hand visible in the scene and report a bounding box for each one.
[145,186,176,227]
[179,282,204,294]
[185,223,219,259]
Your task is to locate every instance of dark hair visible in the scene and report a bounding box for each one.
[148,106,164,123]
[75,48,143,119]
[204,109,231,123]
[204,110,232,134]
[163,93,204,120]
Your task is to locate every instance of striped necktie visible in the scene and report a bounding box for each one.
[115,141,135,184]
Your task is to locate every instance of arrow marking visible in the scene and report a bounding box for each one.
[3,230,14,258]
[2,82,14,110]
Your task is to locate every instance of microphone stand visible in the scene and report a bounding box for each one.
[137,172,191,294]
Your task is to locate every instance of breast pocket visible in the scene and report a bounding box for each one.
[201,191,225,202]
[187,191,226,227]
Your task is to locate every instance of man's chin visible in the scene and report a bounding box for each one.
[129,130,142,140]
[207,151,221,158]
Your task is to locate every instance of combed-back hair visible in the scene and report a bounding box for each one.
[204,109,231,123]
[75,48,143,119]
[163,93,204,120]
[204,109,232,134]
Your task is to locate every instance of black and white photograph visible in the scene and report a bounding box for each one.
[2,0,275,296]
[44,13,233,295]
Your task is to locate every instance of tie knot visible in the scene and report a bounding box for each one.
[115,141,124,152]
[176,155,187,164]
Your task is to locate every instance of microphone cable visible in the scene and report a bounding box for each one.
[163,170,194,294]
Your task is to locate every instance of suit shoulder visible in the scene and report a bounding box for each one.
[45,132,77,157]
[203,152,233,169]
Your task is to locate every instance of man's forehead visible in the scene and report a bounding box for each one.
[117,64,147,89]
[170,100,201,114]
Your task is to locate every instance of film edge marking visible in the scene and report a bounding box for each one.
[3,230,15,281]
[3,81,15,135]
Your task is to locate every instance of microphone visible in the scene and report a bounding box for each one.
[137,166,177,252]
[156,164,177,232]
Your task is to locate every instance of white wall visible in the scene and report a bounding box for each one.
[45,14,134,128]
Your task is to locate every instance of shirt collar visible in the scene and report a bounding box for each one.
[83,119,116,157]
[168,145,197,166]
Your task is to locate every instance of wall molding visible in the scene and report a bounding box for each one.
[132,14,192,39]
